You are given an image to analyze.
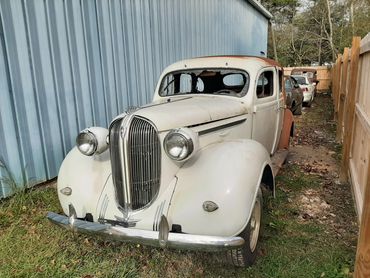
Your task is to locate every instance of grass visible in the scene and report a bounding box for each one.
[0,168,355,277]
[0,95,357,277]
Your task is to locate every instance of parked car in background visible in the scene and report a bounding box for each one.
[291,75,315,107]
[291,68,318,84]
[284,75,303,115]
[47,56,294,268]
[291,68,319,94]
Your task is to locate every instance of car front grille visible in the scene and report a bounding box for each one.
[110,116,161,211]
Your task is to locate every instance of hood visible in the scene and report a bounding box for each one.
[133,96,247,131]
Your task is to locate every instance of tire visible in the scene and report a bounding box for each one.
[307,95,314,107]
[226,187,263,267]
[294,102,302,115]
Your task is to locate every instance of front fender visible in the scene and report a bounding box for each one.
[57,147,111,218]
[168,139,271,237]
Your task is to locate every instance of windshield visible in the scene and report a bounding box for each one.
[159,69,249,98]
[292,76,308,85]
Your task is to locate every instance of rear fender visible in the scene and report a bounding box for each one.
[168,139,272,237]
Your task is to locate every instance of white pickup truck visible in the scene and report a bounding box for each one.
[47,56,294,267]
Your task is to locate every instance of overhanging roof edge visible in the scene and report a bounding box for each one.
[246,0,273,19]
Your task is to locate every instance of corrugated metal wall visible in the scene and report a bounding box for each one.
[0,0,269,197]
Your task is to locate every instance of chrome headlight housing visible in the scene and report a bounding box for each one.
[76,127,109,156]
[164,128,198,161]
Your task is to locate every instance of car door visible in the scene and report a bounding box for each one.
[291,77,303,105]
[252,68,283,154]
[285,77,293,109]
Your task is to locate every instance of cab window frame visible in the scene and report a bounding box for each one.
[256,69,275,99]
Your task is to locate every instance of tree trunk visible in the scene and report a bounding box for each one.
[325,0,336,60]
[269,21,278,61]
[318,18,324,65]
[350,0,355,36]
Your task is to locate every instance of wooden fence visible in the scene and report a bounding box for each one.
[332,33,370,277]
[284,66,331,92]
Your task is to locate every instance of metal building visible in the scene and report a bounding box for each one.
[0,0,271,197]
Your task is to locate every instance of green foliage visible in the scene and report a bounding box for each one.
[261,0,300,24]
[264,0,370,66]
[0,157,20,194]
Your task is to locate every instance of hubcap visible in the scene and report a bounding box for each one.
[249,198,261,252]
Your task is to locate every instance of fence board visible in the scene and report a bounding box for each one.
[332,33,370,278]
[334,55,343,120]
[354,146,370,277]
[341,37,361,181]
[336,48,350,141]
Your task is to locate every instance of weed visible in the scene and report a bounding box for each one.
[0,157,39,216]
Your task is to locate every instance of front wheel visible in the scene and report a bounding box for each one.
[307,95,314,107]
[293,102,302,115]
[226,187,263,267]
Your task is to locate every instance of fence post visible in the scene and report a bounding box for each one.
[331,60,337,102]
[333,55,342,121]
[336,48,350,142]
[340,37,361,182]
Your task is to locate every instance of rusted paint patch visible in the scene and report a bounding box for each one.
[278,109,294,150]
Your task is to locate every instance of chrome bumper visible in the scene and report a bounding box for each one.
[47,212,244,252]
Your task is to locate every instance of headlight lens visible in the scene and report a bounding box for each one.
[76,130,98,156]
[164,130,194,161]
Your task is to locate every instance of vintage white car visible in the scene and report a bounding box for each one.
[47,56,294,267]
[291,75,316,107]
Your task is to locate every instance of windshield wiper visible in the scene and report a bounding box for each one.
[161,78,176,94]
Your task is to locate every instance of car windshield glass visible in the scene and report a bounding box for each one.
[159,69,249,98]
[292,76,308,85]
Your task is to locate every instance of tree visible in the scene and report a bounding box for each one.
[262,0,370,66]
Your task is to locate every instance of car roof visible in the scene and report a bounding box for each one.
[291,68,317,73]
[161,56,282,75]
[291,75,308,78]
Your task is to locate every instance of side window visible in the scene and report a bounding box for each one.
[278,70,283,93]
[285,79,292,91]
[256,71,274,98]
[196,78,204,92]
[179,74,192,93]
[291,78,298,87]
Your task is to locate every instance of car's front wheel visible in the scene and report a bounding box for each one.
[307,94,314,107]
[226,187,263,267]
[293,102,302,115]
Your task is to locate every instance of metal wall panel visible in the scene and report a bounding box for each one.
[0,0,269,198]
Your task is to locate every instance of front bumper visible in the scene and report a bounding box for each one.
[47,212,244,252]
[303,92,313,102]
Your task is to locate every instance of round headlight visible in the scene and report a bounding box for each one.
[164,130,194,161]
[76,130,98,156]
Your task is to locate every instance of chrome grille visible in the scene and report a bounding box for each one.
[109,119,125,208]
[128,117,161,210]
[109,116,161,212]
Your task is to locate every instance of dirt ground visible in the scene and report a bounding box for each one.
[287,94,358,250]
